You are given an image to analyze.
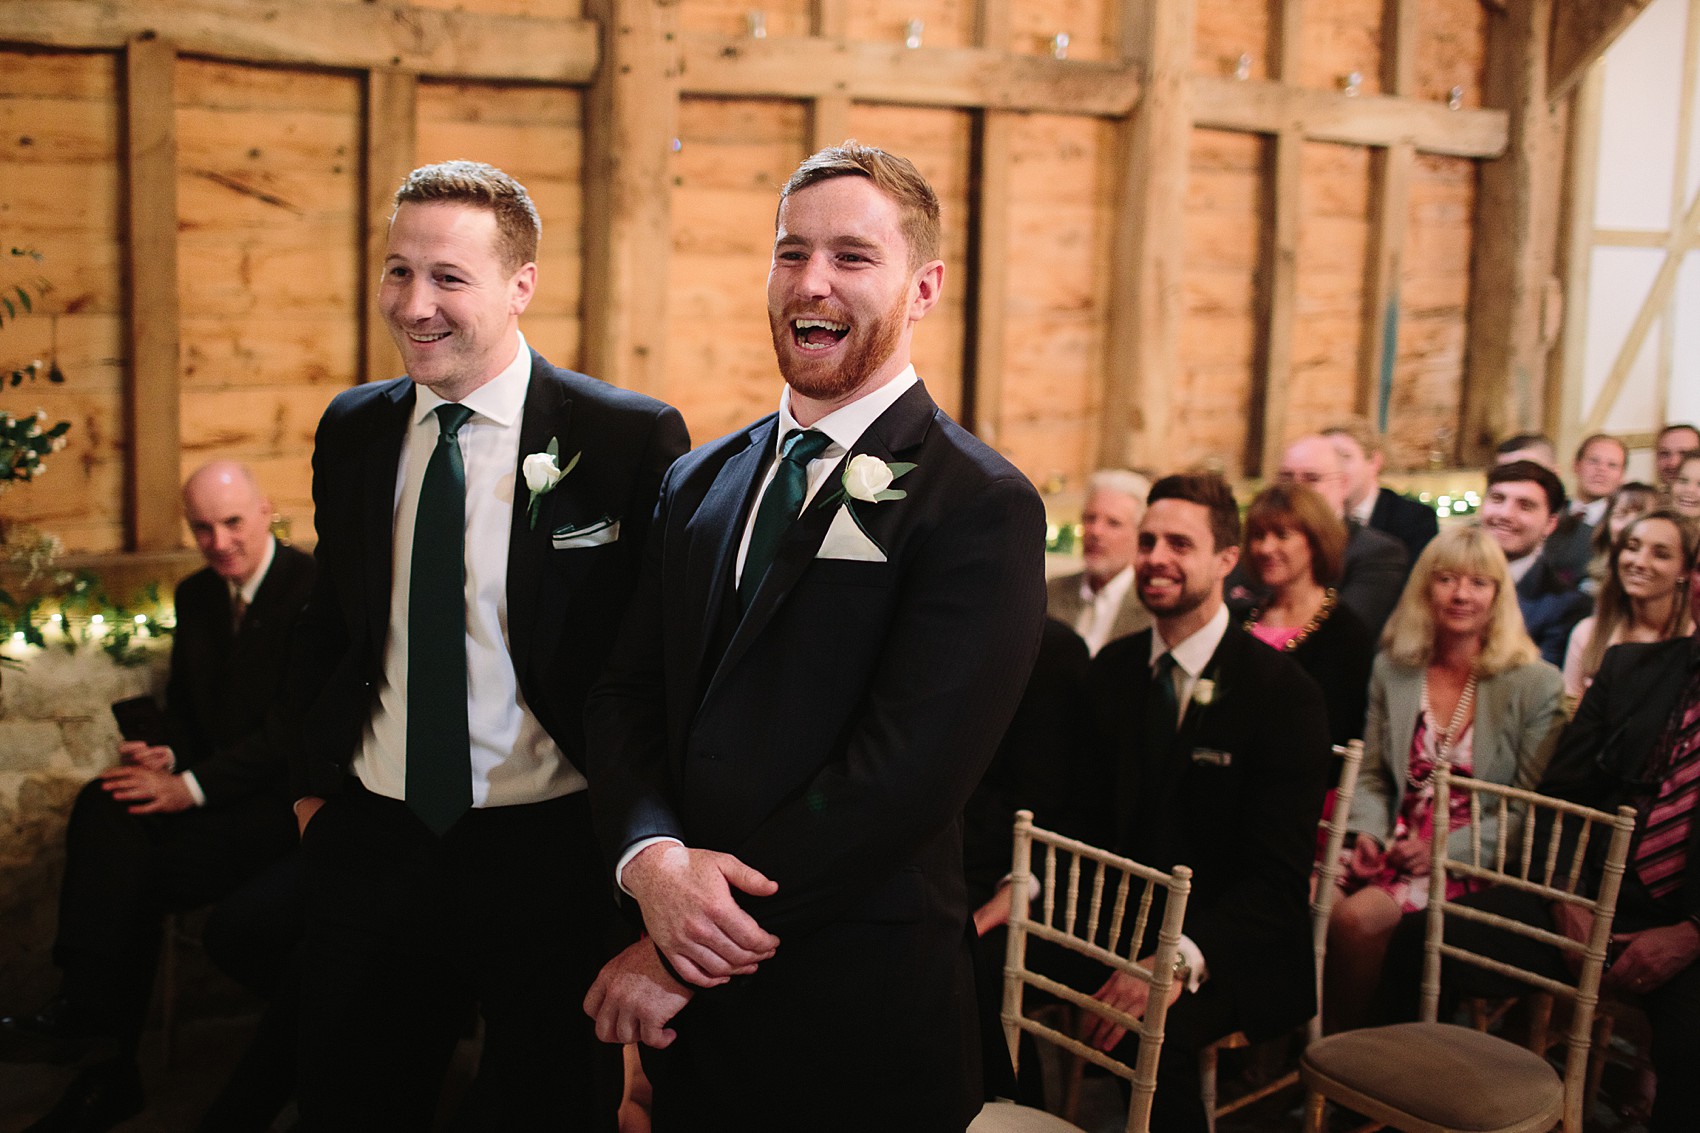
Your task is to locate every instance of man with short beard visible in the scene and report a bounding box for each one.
[582,143,1047,1131]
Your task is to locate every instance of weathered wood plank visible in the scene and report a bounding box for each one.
[1360,140,1413,424]
[123,36,180,552]
[1549,0,1653,103]
[1192,76,1509,157]
[1254,126,1303,477]
[679,34,1141,116]
[582,0,682,395]
[363,70,415,386]
[0,1,599,83]
[966,113,1010,444]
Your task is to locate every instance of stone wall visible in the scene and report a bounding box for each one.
[0,645,169,1006]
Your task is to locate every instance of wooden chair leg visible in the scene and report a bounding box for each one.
[1585,1013,1614,1117]
[1302,1088,1327,1133]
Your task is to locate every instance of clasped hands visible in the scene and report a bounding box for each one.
[583,843,780,1048]
[98,741,192,814]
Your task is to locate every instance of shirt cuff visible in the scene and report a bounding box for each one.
[1176,934,1206,993]
[616,836,685,896]
[179,771,206,808]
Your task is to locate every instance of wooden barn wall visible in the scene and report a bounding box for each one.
[0,50,124,551]
[0,0,1536,557]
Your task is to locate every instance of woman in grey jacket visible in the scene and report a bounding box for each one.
[1323,523,1566,1032]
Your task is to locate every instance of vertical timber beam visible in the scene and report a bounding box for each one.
[1462,0,1562,465]
[124,35,181,552]
[1098,0,1194,471]
[1252,0,1305,477]
[362,69,416,385]
[1552,65,1602,462]
[1359,0,1417,428]
[810,0,851,148]
[965,0,1011,441]
[582,0,681,396]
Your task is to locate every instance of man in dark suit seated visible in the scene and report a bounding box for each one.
[1324,418,1439,567]
[0,462,313,1133]
[1228,434,1408,639]
[980,472,1331,1133]
[1378,559,1700,1133]
[1482,459,1592,665]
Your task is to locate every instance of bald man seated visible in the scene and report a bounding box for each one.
[0,463,314,1133]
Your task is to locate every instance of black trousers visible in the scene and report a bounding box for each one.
[53,778,296,1053]
[296,784,622,1132]
[1381,886,1700,1133]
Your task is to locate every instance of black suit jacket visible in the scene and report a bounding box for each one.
[1516,556,1593,668]
[1367,486,1438,567]
[1340,520,1409,641]
[1080,622,1331,1041]
[1539,635,1700,925]
[167,543,315,805]
[586,380,1047,1125]
[291,349,689,799]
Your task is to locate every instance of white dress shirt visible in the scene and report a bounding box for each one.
[178,535,278,807]
[619,367,920,888]
[1506,547,1541,586]
[353,330,587,809]
[1145,601,1232,988]
[1074,566,1134,656]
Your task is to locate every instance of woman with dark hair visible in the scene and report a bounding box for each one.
[1323,524,1565,1032]
[1240,483,1375,746]
[1563,508,1696,709]
[1586,481,1660,593]
[1673,453,1700,520]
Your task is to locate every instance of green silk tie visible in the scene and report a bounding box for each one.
[406,402,475,835]
[739,428,832,610]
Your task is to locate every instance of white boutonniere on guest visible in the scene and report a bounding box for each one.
[815,455,917,563]
[1192,678,1216,707]
[523,437,581,529]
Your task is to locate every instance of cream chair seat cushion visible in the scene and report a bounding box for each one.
[969,1100,1084,1132]
[1302,1022,1564,1131]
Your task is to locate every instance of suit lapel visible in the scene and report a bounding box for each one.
[685,421,774,692]
[709,383,937,693]
[507,352,573,676]
[362,381,414,651]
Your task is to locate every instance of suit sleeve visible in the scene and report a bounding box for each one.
[1340,533,1408,636]
[730,475,1048,937]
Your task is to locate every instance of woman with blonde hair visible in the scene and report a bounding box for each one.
[1563,508,1696,707]
[1323,524,1566,1032]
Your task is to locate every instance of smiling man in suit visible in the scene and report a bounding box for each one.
[289,161,688,1130]
[582,142,1047,1131]
[1068,472,1329,1133]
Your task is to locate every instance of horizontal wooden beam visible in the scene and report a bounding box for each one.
[679,34,1141,116]
[0,1,598,83]
[1193,76,1510,157]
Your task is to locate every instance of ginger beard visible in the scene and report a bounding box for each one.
[768,286,909,403]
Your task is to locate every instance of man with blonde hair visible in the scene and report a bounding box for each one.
[1322,418,1437,566]
[1047,468,1154,654]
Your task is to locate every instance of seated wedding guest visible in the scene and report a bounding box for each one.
[1673,453,1700,520]
[1240,482,1375,747]
[1378,550,1700,1133]
[1482,459,1592,662]
[1586,481,1661,593]
[1563,509,1696,709]
[0,463,311,1133]
[1655,422,1700,491]
[1323,524,1564,1033]
[1047,469,1154,655]
[1324,418,1439,566]
[1540,433,1627,586]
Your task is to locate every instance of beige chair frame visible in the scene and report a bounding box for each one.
[1199,739,1365,1130]
[975,810,1193,1133]
[1299,764,1638,1133]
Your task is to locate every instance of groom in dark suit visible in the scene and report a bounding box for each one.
[1038,472,1330,1133]
[582,143,1047,1131]
[289,161,687,1130]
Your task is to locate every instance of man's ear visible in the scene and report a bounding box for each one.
[509,262,538,317]
[908,260,944,322]
[1215,543,1241,580]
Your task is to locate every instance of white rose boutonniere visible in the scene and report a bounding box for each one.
[1192,678,1216,707]
[841,454,915,503]
[524,437,582,529]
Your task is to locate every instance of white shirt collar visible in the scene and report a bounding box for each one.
[1350,489,1376,526]
[231,534,277,605]
[1506,546,1541,584]
[412,330,530,429]
[775,365,918,456]
[1081,564,1134,607]
[1149,602,1230,679]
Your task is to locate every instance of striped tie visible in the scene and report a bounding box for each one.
[1634,676,1700,899]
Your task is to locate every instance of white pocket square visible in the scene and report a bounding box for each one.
[817,506,886,562]
[552,516,620,550]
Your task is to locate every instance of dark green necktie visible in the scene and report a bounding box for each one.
[406,403,475,835]
[1151,652,1181,737]
[739,428,832,610]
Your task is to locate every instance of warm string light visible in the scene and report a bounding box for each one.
[0,592,175,667]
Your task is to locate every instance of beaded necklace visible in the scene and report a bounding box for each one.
[1243,587,1338,652]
